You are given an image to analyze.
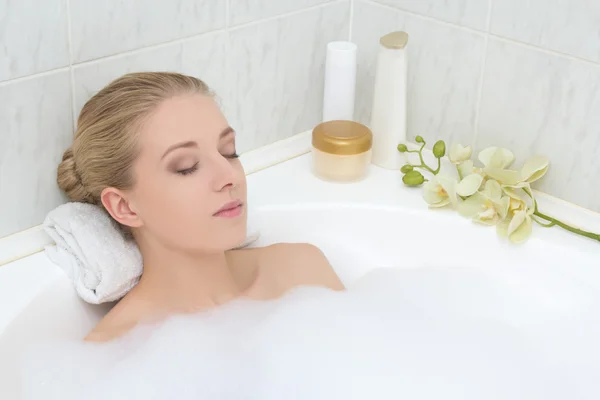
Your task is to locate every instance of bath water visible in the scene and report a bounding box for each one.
[20,266,600,399]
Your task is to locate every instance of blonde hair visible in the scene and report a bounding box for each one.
[57,72,211,205]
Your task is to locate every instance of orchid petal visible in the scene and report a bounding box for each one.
[478,147,515,169]
[502,186,525,201]
[437,175,458,207]
[481,179,502,201]
[507,210,527,237]
[423,176,457,208]
[430,198,451,208]
[474,209,500,226]
[478,147,498,167]
[449,144,473,164]
[521,155,550,183]
[423,180,443,205]
[458,160,474,178]
[497,196,510,220]
[457,193,485,218]
[484,168,522,185]
[509,213,532,244]
[456,174,484,197]
[496,218,510,238]
[490,148,515,169]
[504,181,530,189]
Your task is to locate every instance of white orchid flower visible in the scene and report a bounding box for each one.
[520,155,550,184]
[457,180,509,225]
[449,144,472,165]
[401,135,600,246]
[497,209,533,244]
[483,154,550,187]
[423,175,457,208]
[478,147,515,169]
[495,185,535,243]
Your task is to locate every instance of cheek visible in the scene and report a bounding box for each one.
[135,172,211,229]
[163,175,212,220]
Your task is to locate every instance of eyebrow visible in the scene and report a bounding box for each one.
[161,127,235,160]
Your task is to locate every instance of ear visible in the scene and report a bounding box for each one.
[100,187,143,229]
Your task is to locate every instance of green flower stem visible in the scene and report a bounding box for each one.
[405,143,441,175]
[531,215,556,227]
[524,187,600,241]
[533,210,600,242]
[456,165,463,181]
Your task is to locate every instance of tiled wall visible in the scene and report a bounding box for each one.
[353,0,600,213]
[0,0,349,237]
[2,0,599,238]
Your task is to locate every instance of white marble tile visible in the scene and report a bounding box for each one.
[226,2,350,152]
[353,0,485,147]
[229,0,336,26]
[72,32,228,120]
[0,72,73,237]
[373,0,490,30]
[70,0,225,63]
[0,0,69,81]
[477,38,600,212]
[490,0,600,63]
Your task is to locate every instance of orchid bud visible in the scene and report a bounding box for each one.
[400,164,414,173]
[433,140,446,158]
[402,170,425,186]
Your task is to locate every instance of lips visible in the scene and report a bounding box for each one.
[213,200,243,218]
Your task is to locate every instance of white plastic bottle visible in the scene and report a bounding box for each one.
[322,41,357,122]
[370,31,409,170]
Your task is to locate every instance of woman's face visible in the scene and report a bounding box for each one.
[115,94,247,253]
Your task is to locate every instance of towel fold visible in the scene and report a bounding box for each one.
[43,202,260,304]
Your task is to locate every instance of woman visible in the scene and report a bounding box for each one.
[57,72,344,342]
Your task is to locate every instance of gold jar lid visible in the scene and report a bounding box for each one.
[380,31,409,49]
[312,120,373,155]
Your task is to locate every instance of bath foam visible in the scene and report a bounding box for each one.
[20,266,600,400]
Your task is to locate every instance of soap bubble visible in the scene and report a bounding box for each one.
[20,267,600,400]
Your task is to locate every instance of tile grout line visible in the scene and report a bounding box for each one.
[66,0,77,133]
[224,0,231,115]
[225,0,230,29]
[67,0,348,69]
[348,0,354,41]
[227,0,348,31]
[1,0,349,85]
[363,0,600,68]
[472,0,494,150]
[363,0,486,36]
[72,29,230,68]
[0,67,70,87]
[489,33,600,67]
[3,0,599,88]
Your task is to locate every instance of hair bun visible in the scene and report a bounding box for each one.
[57,148,94,203]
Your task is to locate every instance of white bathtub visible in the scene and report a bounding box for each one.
[2,151,600,399]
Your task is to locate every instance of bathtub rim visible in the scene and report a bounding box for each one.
[1,129,599,266]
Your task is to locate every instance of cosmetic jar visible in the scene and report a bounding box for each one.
[311,120,373,182]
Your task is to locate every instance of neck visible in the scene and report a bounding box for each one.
[133,236,243,313]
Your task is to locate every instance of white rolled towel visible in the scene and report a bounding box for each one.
[43,202,260,304]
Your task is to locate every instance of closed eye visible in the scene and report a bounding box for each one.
[176,162,199,176]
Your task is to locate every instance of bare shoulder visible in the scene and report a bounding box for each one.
[258,243,345,292]
[84,296,144,342]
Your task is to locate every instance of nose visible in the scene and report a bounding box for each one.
[211,155,238,192]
